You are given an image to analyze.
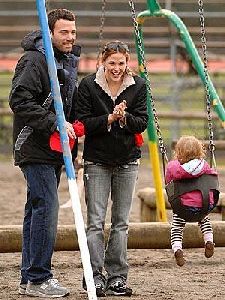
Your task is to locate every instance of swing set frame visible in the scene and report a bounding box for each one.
[97,0,225,222]
[128,0,225,222]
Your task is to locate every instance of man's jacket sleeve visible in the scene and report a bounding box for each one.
[9,58,57,134]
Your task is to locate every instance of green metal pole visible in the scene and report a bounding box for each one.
[138,1,225,126]
[135,29,157,141]
[146,0,161,13]
[134,24,167,222]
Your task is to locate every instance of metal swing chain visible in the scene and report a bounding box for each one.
[198,0,216,168]
[45,0,50,12]
[96,0,107,69]
[128,0,168,172]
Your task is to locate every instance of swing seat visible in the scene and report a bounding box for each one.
[166,174,220,222]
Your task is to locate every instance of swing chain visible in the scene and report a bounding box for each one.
[128,0,168,162]
[45,0,50,12]
[96,0,107,69]
[198,0,216,168]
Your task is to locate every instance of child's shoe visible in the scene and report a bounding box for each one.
[174,249,185,267]
[205,241,214,258]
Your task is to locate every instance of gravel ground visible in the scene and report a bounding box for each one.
[0,158,225,300]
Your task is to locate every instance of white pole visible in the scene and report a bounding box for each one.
[68,179,97,300]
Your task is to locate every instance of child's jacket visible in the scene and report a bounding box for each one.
[165,159,218,207]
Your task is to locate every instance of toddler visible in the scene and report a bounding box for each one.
[165,136,219,266]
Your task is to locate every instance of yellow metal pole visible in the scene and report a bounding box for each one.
[148,142,167,221]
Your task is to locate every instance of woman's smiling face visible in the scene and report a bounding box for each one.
[103,52,128,84]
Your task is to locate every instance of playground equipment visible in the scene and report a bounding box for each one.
[133,0,225,123]
[138,188,225,222]
[36,1,97,299]
[126,0,225,222]
[68,0,225,223]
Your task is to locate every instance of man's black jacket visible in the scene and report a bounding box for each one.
[9,30,80,166]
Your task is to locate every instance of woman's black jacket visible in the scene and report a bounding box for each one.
[76,73,148,166]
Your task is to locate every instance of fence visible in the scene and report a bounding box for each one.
[1,74,225,155]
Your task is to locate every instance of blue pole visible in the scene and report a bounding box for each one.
[36,0,75,179]
[35,1,97,299]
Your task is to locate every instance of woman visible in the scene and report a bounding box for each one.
[76,41,148,297]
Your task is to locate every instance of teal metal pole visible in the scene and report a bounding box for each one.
[137,1,225,127]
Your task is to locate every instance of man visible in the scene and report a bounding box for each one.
[9,8,80,298]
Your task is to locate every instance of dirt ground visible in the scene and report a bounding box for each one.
[0,157,225,300]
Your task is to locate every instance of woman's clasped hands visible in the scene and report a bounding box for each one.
[108,100,127,124]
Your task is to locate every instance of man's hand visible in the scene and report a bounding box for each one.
[50,121,85,153]
[66,121,76,139]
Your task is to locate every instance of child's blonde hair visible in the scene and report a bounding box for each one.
[175,135,206,164]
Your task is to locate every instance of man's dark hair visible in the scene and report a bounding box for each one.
[48,8,76,32]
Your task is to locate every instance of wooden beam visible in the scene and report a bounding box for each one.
[1,222,225,252]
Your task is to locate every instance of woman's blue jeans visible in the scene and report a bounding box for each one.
[83,161,138,280]
[20,164,61,284]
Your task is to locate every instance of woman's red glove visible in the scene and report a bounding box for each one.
[49,121,85,153]
[134,133,144,147]
[72,120,85,137]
